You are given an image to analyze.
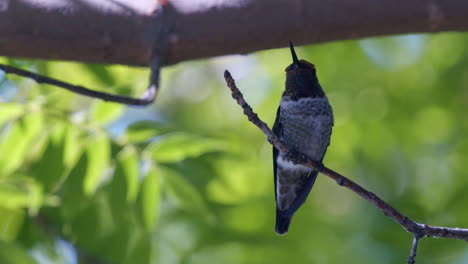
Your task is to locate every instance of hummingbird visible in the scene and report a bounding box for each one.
[272,42,334,235]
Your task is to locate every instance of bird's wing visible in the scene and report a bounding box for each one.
[272,106,282,204]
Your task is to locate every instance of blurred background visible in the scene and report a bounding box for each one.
[0,32,467,264]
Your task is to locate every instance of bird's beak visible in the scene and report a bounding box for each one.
[289,41,299,64]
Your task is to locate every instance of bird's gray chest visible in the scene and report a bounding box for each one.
[279,96,333,161]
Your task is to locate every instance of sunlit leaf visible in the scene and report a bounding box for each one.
[0,113,43,175]
[0,207,24,241]
[82,64,115,86]
[0,178,56,215]
[91,101,124,125]
[27,184,43,216]
[44,61,103,87]
[148,132,224,163]
[0,185,30,209]
[116,146,140,203]
[139,167,160,231]
[84,134,110,195]
[0,103,23,127]
[162,167,212,222]
[63,124,85,169]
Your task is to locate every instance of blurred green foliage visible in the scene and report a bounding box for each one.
[0,32,467,264]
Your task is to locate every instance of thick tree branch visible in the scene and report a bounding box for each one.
[0,0,467,66]
[224,70,468,263]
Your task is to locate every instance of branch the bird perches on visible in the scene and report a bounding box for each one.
[223,69,468,264]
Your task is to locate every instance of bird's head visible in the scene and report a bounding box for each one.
[284,41,324,99]
[285,41,316,74]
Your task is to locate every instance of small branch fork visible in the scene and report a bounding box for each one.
[0,56,161,106]
[224,70,468,263]
[408,233,422,264]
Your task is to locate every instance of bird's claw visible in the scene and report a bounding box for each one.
[315,161,324,172]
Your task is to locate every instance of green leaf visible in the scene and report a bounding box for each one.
[0,207,25,241]
[82,64,115,86]
[0,103,24,128]
[162,167,212,222]
[63,123,85,169]
[124,121,164,143]
[125,232,151,264]
[0,178,56,214]
[139,167,160,231]
[0,113,43,175]
[60,152,88,220]
[116,147,140,203]
[0,241,36,264]
[90,101,124,125]
[31,123,67,192]
[148,132,224,163]
[26,182,44,216]
[84,134,110,195]
[0,185,30,209]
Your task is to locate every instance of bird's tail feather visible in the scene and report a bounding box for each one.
[275,210,291,235]
[275,170,319,235]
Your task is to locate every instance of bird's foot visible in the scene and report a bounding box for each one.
[315,161,324,172]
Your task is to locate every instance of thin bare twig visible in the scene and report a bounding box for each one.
[0,56,161,106]
[224,69,468,262]
[407,233,422,264]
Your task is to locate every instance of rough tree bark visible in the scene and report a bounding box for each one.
[0,0,467,66]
